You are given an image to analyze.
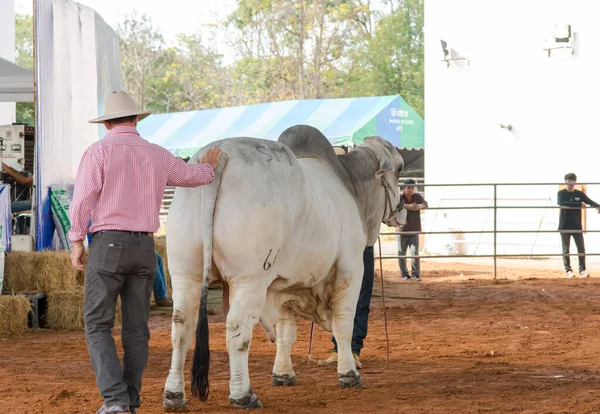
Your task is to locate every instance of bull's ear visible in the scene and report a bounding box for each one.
[375,159,393,178]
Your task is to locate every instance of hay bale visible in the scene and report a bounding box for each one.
[0,294,31,336]
[47,291,122,330]
[4,250,81,293]
[4,252,37,292]
[75,268,85,287]
[34,250,80,293]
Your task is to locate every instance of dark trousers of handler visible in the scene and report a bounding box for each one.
[84,231,157,409]
[560,231,586,273]
[331,245,375,356]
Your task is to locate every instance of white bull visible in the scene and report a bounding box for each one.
[163,125,406,410]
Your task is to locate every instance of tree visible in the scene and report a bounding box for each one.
[225,0,374,101]
[15,13,34,126]
[347,0,424,116]
[15,14,33,69]
[117,13,170,112]
[163,33,234,111]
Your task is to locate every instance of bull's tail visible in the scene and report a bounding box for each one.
[191,152,228,401]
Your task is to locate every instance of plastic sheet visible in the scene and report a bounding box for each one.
[34,0,122,250]
[0,184,12,253]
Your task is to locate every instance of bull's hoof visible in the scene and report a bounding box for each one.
[272,373,297,386]
[338,370,363,389]
[163,390,187,412]
[229,389,263,409]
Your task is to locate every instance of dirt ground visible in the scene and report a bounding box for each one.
[3,259,600,413]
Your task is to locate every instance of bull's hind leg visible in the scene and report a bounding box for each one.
[332,257,364,389]
[163,274,202,412]
[226,279,269,409]
[272,307,297,386]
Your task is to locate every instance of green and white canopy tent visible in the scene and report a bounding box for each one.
[138,95,424,158]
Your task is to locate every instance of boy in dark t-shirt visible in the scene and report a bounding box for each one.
[558,172,600,278]
[398,179,428,281]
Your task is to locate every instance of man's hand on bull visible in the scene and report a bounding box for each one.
[200,147,224,170]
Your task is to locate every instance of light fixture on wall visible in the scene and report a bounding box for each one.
[543,24,574,57]
[554,25,572,42]
[440,38,470,68]
[441,40,449,59]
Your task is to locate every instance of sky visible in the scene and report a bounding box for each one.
[15,0,239,58]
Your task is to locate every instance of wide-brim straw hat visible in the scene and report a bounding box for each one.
[88,90,152,123]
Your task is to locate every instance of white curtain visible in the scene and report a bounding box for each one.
[34,0,122,250]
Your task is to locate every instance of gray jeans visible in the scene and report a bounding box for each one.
[398,234,420,277]
[84,231,157,409]
[561,232,586,272]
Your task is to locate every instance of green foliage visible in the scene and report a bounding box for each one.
[346,0,424,116]
[117,13,169,112]
[15,14,34,125]
[15,14,33,69]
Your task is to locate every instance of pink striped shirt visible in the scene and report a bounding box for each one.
[67,125,215,242]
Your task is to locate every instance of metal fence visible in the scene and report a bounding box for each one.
[160,186,176,222]
[379,181,600,279]
[159,181,600,279]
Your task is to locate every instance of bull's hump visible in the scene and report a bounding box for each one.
[278,125,355,196]
[278,125,338,162]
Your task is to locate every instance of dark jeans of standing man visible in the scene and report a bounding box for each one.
[154,253,168,300]
[331,245,375,356]
[84,231,157,410]
[561,231,586,272]
[398,234,420,280]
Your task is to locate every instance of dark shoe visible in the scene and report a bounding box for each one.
[96,404,130,414]
[412,275,421,281]
[402,275,411,281]
[129,407,137,414]
[155,297,173,307]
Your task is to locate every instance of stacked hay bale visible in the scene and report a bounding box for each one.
[5,250,80,293]
[0,294,31,335]
[3,250,121,330]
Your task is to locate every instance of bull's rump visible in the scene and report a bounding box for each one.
[167,138,305,280]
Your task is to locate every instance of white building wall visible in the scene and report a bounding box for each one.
[0,0,16,124]
[424,0,600,257]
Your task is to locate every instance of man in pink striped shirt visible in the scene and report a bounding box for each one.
[68,91,222,414]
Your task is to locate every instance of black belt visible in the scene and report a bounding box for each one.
[92,230,153,238]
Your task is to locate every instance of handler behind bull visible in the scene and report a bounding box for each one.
[68,91,223,414]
